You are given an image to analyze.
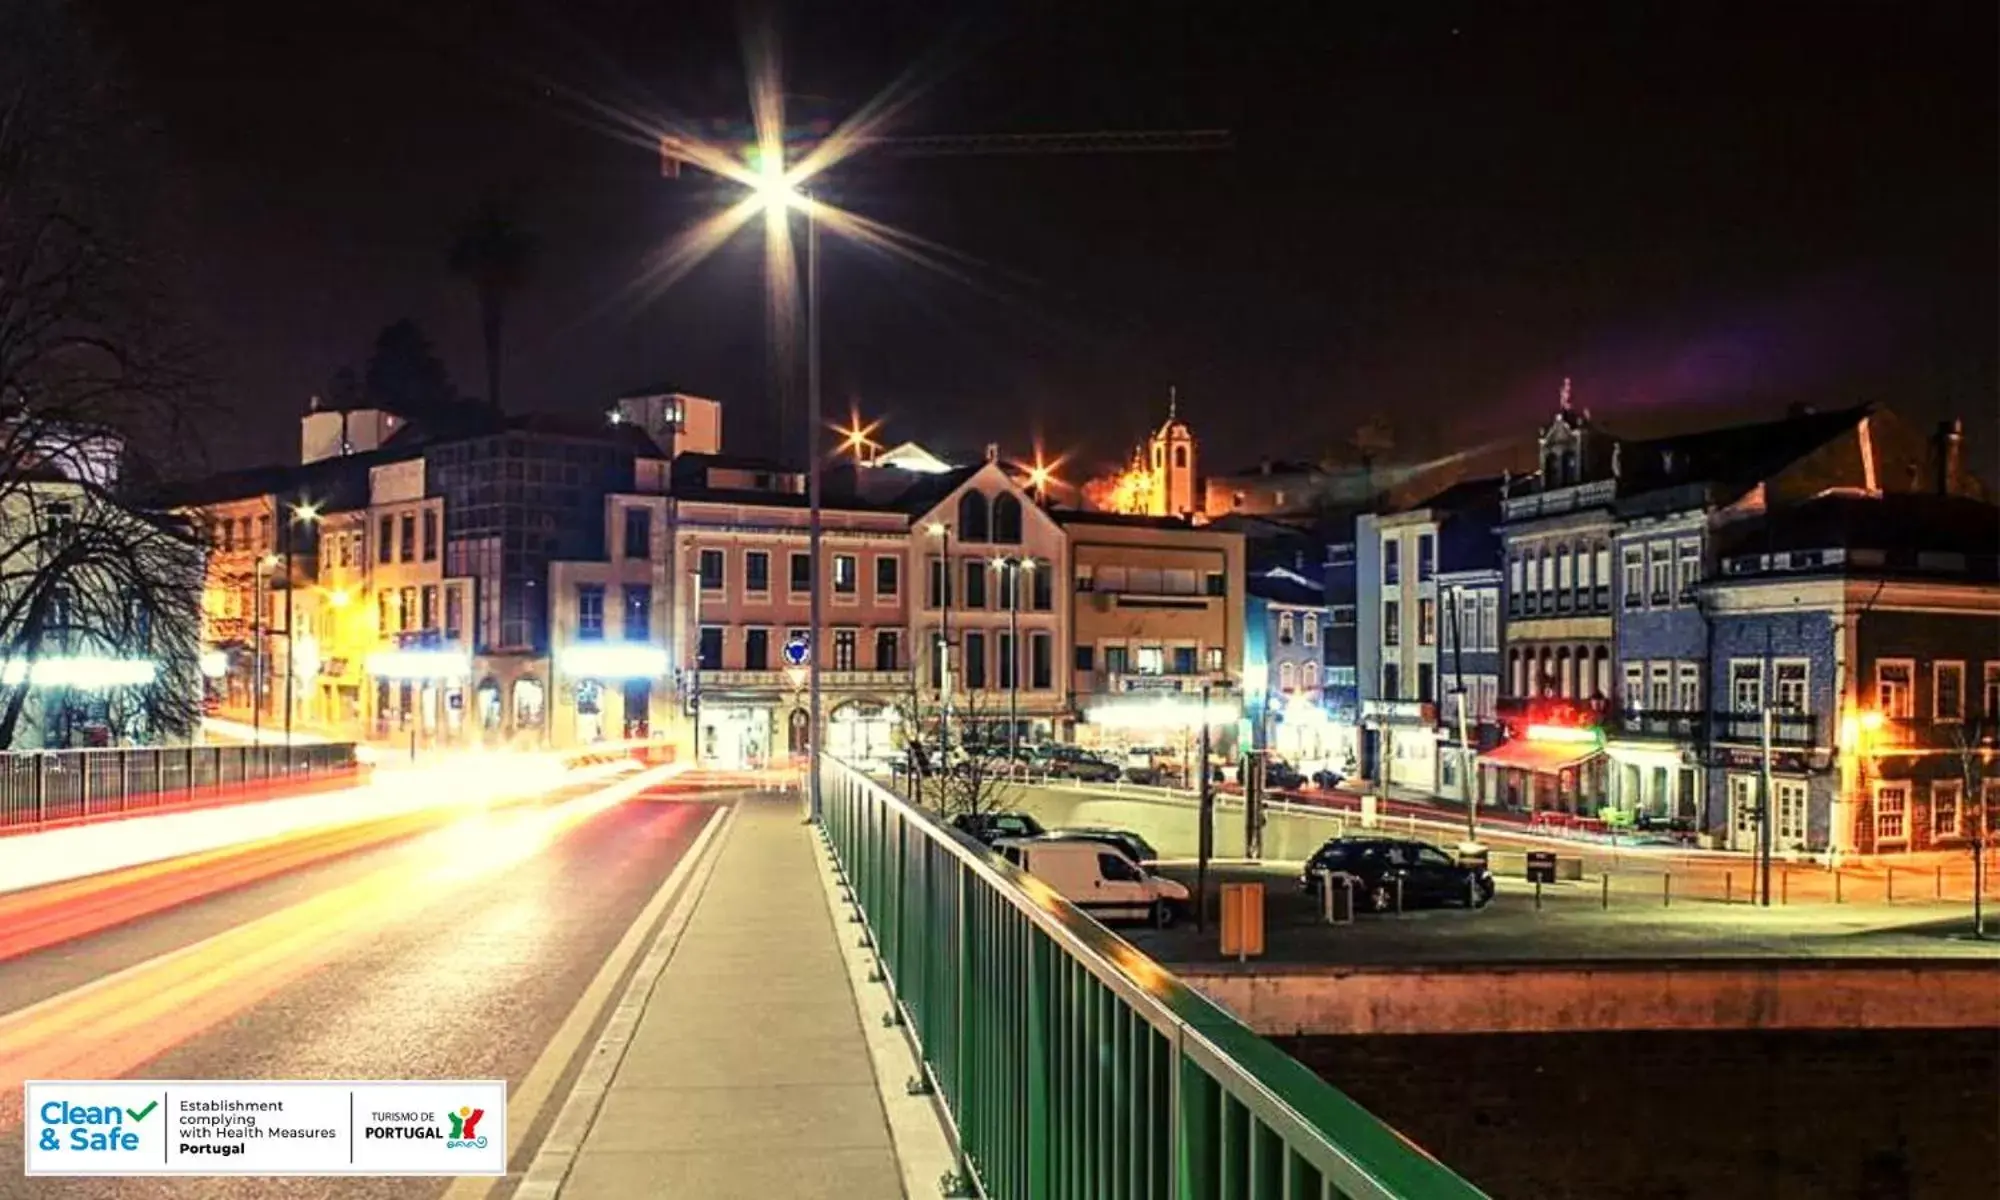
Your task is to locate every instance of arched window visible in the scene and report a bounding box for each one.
[1302,661,1320,691]
[990,492,1022,544]
[1279,661,1296,691]
[1174,445,1188,468]
[957,491,990,542]
[1561,449,1578,484]
[1509,649,1523,698]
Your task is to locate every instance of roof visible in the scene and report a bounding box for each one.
[1477,738,1604,773]
[1713,492,2000,561]
[1052,508,1202,530]
[1247,567,1325,607]
[1410,475,1507,515]
[1620,404,1871,495]
[884,465,986,516]
[144,444,416,510]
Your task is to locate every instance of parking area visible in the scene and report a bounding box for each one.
[1122,860,1999,966]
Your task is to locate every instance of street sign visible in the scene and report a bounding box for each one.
[782,635,810,667]
[1526,850,1557,884]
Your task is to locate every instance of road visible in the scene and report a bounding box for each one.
[0,767,730,1199]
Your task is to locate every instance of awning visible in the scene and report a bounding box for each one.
[1477,739,1603,774]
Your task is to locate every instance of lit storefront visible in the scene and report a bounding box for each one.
[1361,699,1438,792]
[1477,718,1609,815]
[363,645,471,749]
[1075,691,1242,780]
[827,700,900,767]
[556,643,667,745]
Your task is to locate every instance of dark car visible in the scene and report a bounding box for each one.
[1041,827,1159,864]
[1311,766,1346,790]
[951,811,1046,845]
[1263,760,1308,790]
[1042,745,1122,782]
[1299,837,1496,912]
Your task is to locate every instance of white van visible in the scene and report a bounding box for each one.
[992,837,1190,927]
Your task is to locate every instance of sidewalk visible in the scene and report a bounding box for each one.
[552,793,909,1198]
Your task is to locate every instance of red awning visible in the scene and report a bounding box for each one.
[1477,739,1603,774]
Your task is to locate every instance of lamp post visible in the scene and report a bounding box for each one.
[805,187,823,820]
[689,566,703,763]
[252,553,277,742]
[284,501,320,748]
[928,521,953,762]
[992,556,1029,763]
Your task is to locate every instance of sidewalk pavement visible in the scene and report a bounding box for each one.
[552,792,909,1199]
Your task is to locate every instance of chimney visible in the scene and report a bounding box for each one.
[1934,418,1964,496]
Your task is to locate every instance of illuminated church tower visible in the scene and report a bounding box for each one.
[1145,387,1198,517]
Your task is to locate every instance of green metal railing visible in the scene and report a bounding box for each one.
[819,757,1488,1200]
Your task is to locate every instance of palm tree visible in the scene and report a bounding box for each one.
[447,203,536,413]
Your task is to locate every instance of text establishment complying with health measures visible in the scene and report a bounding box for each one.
[24,1080,506,1176]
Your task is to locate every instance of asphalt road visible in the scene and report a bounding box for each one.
[0,774,725,1199]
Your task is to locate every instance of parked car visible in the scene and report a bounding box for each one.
[1262,759,1308,790]
[952,811,1046,845]
[992,836,1189,926]
[1311,766,1346,790]
[1040,745,1123,782]
[1041,826,1159,864]
[1298,836,1496,912]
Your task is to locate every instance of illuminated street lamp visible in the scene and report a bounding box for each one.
[282,501,322,746]
[927,521,952,760]
[252,552,279,742]
[991,555,1035,763]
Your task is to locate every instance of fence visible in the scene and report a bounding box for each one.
[0,742,359,831]
[820,756,1487,1200]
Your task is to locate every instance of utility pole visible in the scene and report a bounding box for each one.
[1196,681,1215,931]
[1447,584,1479,846]
[1005,558,1022,763]
[930,523,953,763]
[806,192,823,821]
[689,567,704,761]
[1759,705,1775,906]
[283,517,295,747]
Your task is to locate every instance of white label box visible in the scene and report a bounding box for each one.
[24,1080,506,1176]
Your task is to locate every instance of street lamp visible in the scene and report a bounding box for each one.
[991,555,1033,764]
[252,552,279,742]
[283,500,321,748]
[927,521,952,761]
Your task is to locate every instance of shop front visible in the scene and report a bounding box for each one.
[364,645,472,751]
[556,643,668,746]
[1360,699,1438,793]
[1477,729,1608,815]
[1075,690,1243,782]
[827,700,900,768]
[700,703,772,769]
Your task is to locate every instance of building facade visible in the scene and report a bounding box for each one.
[1244,567,1332,767]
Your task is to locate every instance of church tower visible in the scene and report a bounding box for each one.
[1146,387,1198,517]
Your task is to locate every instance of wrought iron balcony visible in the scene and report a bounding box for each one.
[1709,710,1820,747]
[1607,708,1707,741]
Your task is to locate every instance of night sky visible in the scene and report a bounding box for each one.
[80,0,1997,480]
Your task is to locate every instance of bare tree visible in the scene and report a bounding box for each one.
[1948,718,1995,937]
[891,677,1023,820]
[0,1,211,747]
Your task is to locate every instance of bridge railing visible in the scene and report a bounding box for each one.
[0,742,359,831]
[819,756,1488,1200]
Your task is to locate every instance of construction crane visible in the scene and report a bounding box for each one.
[660,127,1231,175]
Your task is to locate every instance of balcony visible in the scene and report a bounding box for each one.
[1709,711,1819,748]
[698,669,909,690]
[1607,709,1707,742]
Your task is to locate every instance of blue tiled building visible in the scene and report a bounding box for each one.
[1245,566,1336,767]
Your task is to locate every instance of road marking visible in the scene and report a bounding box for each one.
[439,796,737,1200]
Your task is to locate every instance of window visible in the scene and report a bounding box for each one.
[1135,645,1165,675]
[962,560,988,608]
[1104,645,1129,675]
[1676,663,1701,712]
[1676,540,1700,599]
[1302,661,1320,690]
[1303,618,1318,648]
[1075,645,1095,672]
[1098,852,1142,883]
[1509,555,1523,606]
[1416,533,1434,582]
[875,629,899,672]
[1279,661,1297,690]
[1418,598,1436,646]
[1279,611,1296,643]
[928,630,946,686]
[1383,538,1400,585]
[422,511,438,562]
[401,587,417,632]
[1648,663,1672,711]
[1774,661,1808,713]
[991,493,1023,544]
[833,554,858,596]
[745,628,770,671]
[1205,572,1225,597]
[1383,600,1401,647]
[1556,543,1572,591]
[1382,663,1400,699]
[1204,645,1224,671]
[928,557,948,608]
[1030,632,1052,689]
[745,550,771,594]
[1648,542,1672,602]
[1934,661,1965,722]
[624,585,651,640]
[1032,562,1053,610]
[421,585,438,630]
[1986,664,2000,721]
[957,491,990,541]
[576,584,606,640]
[445,586,463,640]
[833,629,857,670]
[1934,781,1962,839]
[697,627,723,671]
[996,563,1020,611]
[1874,783,1908,845]
[1730,661,1763,711]
[1591,546,1610,601]
[1876,660,1914,719]
[399,514,416,563]
[1173,646,1198,675]
[789,552,812,594]
[1417,662,1435,702]
[623,508,651,559]
[378,515,394,564]
[1478,593,1498,651]
[1330,605,1356,627]
[1622,547,1643,609]
[1624,663,1644,708]
[874,556,899,599]
[1076,564,1095,593]
[964,631,988,689]
[378,590,392,633]
[698,548,725,591]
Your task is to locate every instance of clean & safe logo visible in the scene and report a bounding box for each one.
[36,1096,158,1155]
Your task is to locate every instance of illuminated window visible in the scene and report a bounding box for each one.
[1676,663,1701,711]
[576,585,605,641]
[1622,547,1643,609]
[1418,598,1436,646]
[1624,663,1644,709]
[1136,645,1165,675]
[1383,601,1401,647]
[1730,661,1763,712]
[1279,611,1295,643]
[1676,540,1700,599]
[1876,660,1914,719]
[1933,781,1962,839]
[1303,617,1318,648]
[1302,661,1319,690]
[1874,783,1908,845]
[1648,542,1672,602]
[1774,661,1808,713]
[1279,661,1296,690]
[1648,663,1672,711]
[834,554,858,596]
[1776,780,1808,848]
